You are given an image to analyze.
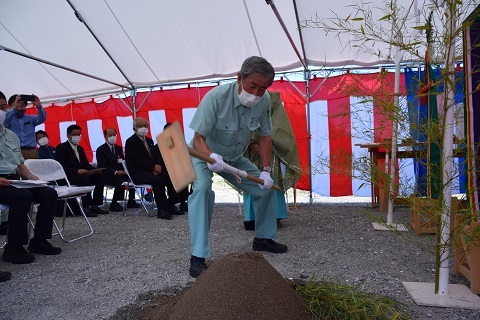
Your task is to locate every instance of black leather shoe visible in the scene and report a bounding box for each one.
[168,205,184,215]
[243,220,255,231]
[189,255,207,278]
[27,239,62,255]
[127,200,140,208]
[179,202,188,212]
[157,209,173,220]
[0,270,11,282]
[91,206,109,215]
[252,237,288,253]
[2,245,35,264]
[109,202,123,212]
[83,208,98,217]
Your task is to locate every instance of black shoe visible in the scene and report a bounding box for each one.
[2,245,35,264]
[127,200,140,208]
[83,208,98,217]
[167,205,184,215]
[91,206,109,215]
[189,255,208,278]
[243,220,255,231]
[277,218,283,228]
[27,239,62,255]
[252,237,288,253]
[0,270,12,282]
[179,202,188,212]
[157,209,173,220]
[109,202,123,212]
[0,221,8,235]
[144,192,154,202]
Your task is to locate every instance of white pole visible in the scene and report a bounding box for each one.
[438,1,456,296]
[387,48,403,224]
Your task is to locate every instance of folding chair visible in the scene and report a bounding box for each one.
[24,159,95,243]
[121,160,155,217]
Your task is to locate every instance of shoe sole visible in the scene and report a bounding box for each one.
[28,248,62,255]
[2,256,35,264]
[252,245,288,254]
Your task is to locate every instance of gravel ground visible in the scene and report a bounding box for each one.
[1,183,480,320]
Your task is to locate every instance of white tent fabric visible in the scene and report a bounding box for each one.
[1,0,436,101]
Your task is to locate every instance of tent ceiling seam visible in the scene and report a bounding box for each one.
[102,0,161,83]
[67,0,134,88]
[242,0,262,56]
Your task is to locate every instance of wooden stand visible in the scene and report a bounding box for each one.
[409,195,438,236]
[454,208,480,294]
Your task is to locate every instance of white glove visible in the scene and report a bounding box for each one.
[207,153,226,173]
[258,171,273,189]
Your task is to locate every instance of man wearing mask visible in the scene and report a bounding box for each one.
[55,124,108,217]
[0,90,61,267]
[96,128,140,212]
[124,117,182,220]
[5,94,46,160]
[186,56,287,278]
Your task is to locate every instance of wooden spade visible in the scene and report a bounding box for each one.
[157,121,280,192]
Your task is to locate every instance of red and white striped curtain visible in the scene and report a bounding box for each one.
[32,72,416,196]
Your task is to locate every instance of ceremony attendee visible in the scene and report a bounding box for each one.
[5,94,46,159]
[0,91,61,264]
[0,92,9,235]
[36,129,82,217]
[55,124,108,217]
[242,91,301,230]
[96,128,139,212]
[124,117,182,220]
[187,56,287,278]
[36,130,56,160]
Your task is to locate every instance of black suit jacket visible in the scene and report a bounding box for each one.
[96,143,124,176]
[124,134,161,183]
[55,141,95,178]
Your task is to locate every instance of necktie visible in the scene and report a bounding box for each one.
[73,146,80,161]
[142,138,152,158]
[111,146,115,156]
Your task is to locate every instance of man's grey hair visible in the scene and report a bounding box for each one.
[240,56,275,86]
[132,117,147,129]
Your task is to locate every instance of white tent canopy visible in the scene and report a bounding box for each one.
[0,0,445,102]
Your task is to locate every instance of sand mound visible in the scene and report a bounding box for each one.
[169,252,308,320]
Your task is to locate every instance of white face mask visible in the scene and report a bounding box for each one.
[70,135,81,145]
[107,136,117,145]
[136,127,148,137]
[238,87,262,107]
[0,110,6,126]
[38,137,49,146]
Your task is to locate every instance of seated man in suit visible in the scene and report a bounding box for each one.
[96,128,140,212]
[55,124,108,217]
[124,117,182,220]
[36,129,82,217]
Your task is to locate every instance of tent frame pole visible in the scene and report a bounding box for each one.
[0,46,132,90]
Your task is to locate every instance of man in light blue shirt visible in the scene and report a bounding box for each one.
[187,56,287,278]
[5,94,46,159]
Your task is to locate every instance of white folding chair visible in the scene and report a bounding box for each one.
[24,159,95,243]
[121,160,155,217]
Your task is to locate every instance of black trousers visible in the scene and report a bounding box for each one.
[68,173,105,207]
[104,174,135,203]
[0,186,57,246]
